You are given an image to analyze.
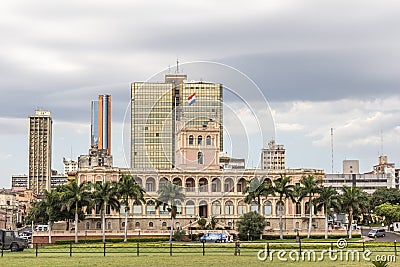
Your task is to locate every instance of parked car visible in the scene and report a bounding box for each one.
[0,229,28,252]
[368,228,385,238]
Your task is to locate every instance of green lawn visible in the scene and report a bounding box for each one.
[0,242,397,267]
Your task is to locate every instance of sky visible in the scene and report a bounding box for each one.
[1,0,400,188]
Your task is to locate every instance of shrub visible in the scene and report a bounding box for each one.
[172,229,186,242]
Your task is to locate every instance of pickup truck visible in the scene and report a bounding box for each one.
[0,229,28,252]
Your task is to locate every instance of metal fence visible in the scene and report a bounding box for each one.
[1,241,399,258]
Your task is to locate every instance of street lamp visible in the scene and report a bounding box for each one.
[189,220,192,241]
[247,230,250,241]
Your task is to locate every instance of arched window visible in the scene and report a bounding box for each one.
[263,200,272,215]
[198,135,203,145]
[135,222,140,229]
[175,200,182,215]
[146,177,155,192]
[212,200,221,215]
[250,201,259,213]
[162,222,167,228]
[148,222,154,228]
[237,178,246,193]
[107,222,112,230]
[85,222,90,230]
[159,203,168,215]
[276,201,285,215]
[189,135,194,145]
[159,177,168,190]
[211,178,221,192]
[96,222,101,229]
[146,200,155,215]
[172,177,182,187]
[133,200,142,215]
[186,178,195,192]
[198,152,203,165]
[134,177,142,187]
[238,201,247,215]
[296,202,301,215]
[295,222,300,229]
[224,178,234,192]
[175,222,180,229]
[199,178,208,192]
[121,222,125,228]
[225,200,234,215]
[186,200,195,215]
[206,135,211,145]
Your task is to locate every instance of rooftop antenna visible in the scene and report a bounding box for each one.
[176,59,179,73]
[331,128,334,173]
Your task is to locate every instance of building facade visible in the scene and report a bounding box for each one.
[28,110,52,195]
[131,74,223,170]
[63,158,78,174]
[11,174,28,192]
[261,140,286,170]
[73,167,325,234]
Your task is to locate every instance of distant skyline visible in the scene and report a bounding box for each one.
[1,0,400,188]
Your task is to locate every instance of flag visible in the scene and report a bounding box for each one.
[188,93,196,105]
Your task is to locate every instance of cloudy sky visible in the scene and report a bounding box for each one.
[1,0,400,188]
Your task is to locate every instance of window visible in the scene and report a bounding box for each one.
[295,222,300,229]
[206,135,211,145]
[107,222,112,230]
[146,177,155,192]
[175,222,180,229]
[135,222,140,228]
[266,222,271,227]
[212,201,221,215]
[121,222,125,228]
[198,135,203,145]
[146,200,156,215]
[96,222,101,229]
[186,200,195,215]
[189,135,194,145]
[250,201,259,213]
[85,222,90,230]
[263,200,272,215]
[149,222,154,228]
[295,202,301,215]
[133,201,142,215]
[224,178,234,192]
[225,201,234,215]
[198,152,203,165]
[211,178,221,192]
[162,222,167,228]
[238,201,247,215]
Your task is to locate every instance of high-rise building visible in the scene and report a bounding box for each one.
[131,74,223,170]
[261,140,286,170]
[28,110,52,195]
[91,94,111,155]
[63,158,78,174]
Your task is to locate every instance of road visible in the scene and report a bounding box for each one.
[361,227,400,242]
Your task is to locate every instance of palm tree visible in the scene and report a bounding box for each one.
[60,180,92,243]
[340,186,369,238]
[314,186,340,239]
[273,175,294,239]
[243,176,275,213]
[42,189,62,244]
[244,176,274,239]
[117,174,145,242]
[156,182,185,243]
[92,181,120,243]
[300,175,322,239]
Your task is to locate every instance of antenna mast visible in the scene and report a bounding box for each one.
[176,59,179,73]
[331,128,334,173]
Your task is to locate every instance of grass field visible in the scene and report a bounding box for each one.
[0,241,397,267]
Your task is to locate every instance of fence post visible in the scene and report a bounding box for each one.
[202,241,205,256]
[299,239,302,255]
[362,242,365,252]
[170,242,172,256]
[137,242,139,256]
[70,242,72,257]
[394,240,397,256]
[103,242,106,257]
[330,242,333,251]
[267,242,270,257]
[35,243,38,257]
[1,242,3,257]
